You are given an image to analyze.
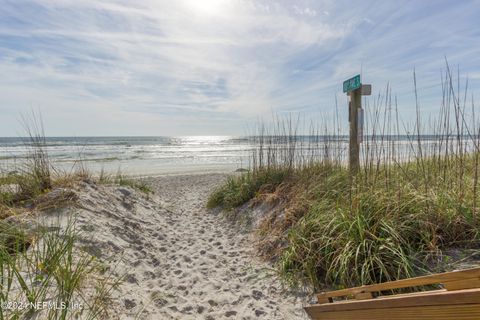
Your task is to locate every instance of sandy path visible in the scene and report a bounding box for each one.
[45,173,309,319]
[140,173,308,319]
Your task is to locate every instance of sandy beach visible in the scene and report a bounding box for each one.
[37,172,309,319]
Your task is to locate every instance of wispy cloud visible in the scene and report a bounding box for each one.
[0,0,479,135]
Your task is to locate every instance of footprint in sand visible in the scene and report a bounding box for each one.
[108,174,307,319]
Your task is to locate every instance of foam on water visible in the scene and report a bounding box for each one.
[0,136,255,175]
[0,135,473,175]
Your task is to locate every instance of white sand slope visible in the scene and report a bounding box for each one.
[45,173,309,319]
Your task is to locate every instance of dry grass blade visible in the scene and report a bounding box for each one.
[208,62,480,290]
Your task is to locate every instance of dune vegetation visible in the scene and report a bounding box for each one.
[0,115,153,319]
[208,66,480,290]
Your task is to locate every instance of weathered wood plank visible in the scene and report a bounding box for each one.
[304,304,480,320]
[354,292,373,300]
[316,293,332,304]
[444,279,480,291]
[317,267,480,300]
[309,288,480,313]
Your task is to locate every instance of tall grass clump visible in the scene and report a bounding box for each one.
[208,62,480,289]
[113,171,152,194]
[0,114,119,318]
[18,112,52,198]
[207,167,291,210]
[0,219,114,319]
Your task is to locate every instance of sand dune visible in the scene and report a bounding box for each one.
[39,173,308,319]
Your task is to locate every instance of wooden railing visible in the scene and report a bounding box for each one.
[304,267,480,320]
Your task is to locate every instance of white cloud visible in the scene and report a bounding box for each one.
[0,0,479,135]
[293,5,317,17]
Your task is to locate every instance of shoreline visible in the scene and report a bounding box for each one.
[0,161,246,178]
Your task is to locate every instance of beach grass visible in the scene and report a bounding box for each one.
[113,172,153,194]
[208,64,480,289]
[206,167,290,210]
[0,114,121,318]
[0,219,115,319]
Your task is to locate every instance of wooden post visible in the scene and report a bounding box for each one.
[344,75,371,174]
[349,88,361,174]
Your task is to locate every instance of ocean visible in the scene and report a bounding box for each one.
[0,135,471,176]
[0,136,256,175]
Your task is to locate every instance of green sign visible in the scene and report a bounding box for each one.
[343,74,361,93]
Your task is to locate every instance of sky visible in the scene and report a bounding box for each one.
[0,0,480,136]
